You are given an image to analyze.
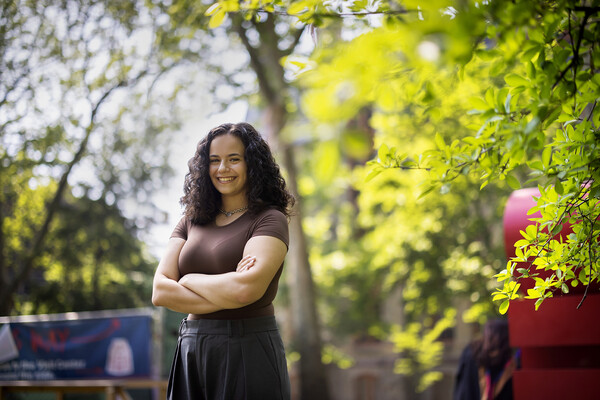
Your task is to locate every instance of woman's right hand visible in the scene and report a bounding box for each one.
[236,254,256,272]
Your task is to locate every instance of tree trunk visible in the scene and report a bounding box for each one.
[283,146,330,400]
[234,16,331,397]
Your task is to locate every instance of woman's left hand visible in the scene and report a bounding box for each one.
[236,254,256,272]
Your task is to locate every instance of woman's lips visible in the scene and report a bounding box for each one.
[217,177,235,183]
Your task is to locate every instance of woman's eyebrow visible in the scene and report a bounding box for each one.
[210,153,242,157]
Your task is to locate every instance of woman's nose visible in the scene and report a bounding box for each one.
[218,160,230,172]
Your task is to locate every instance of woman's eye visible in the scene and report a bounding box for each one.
[210,159,219,164]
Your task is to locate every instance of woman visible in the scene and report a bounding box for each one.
[152,122,295,400]
[454,319,518,400]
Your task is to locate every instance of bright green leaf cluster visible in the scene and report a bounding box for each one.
[295,0,600,314]
[391,309,456,392]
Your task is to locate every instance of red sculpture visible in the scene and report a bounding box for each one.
[503,188,600,399]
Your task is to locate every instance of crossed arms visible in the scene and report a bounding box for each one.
[151,235,288,315]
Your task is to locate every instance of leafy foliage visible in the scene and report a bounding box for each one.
[252,20,504,396]
[391,309,455,393]
[205,0,600,392]
[425,1,600,311]
[17,187,156,314]
[292,19,509,394]
[0,0,181,315]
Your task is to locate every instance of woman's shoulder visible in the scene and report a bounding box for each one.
[251,207,288,224]
[248,207,289,245]
[171,215,193,239]
[257,207,286,217]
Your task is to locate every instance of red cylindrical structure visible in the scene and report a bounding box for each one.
[503,188,600,400]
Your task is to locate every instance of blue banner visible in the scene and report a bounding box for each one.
[0,310,153,381]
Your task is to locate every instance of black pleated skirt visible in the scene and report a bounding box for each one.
[167,316,291,400]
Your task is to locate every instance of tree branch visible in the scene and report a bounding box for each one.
[575,209,597,308]
[232,16,279,105]
[553,8,591,90]
[281,25,306,57]
[0,71,146,313]
[263,9,415,18]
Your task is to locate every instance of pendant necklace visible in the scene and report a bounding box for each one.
[219,205,248,217]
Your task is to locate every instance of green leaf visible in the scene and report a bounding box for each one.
[378,144,390,163]
[289,60,307,69]
[499,300,510,315]
[485,88,495,107]
[526,205,539,215]
[527,61,537,79]
[492,292,508,300]
[525,116,540,134]
[418,185,437,199]
[551,223,563,236]
[528,160,543,171]
[542,147,552,168]
[515,239,530,247]
[534,298,544,310]
[525,225,538,240]
[579,269,590,285]
[496,88,509,112]
[205,3,221,16]
[505,73,530,87]
[506,174,521,189]
[434,132,446,150]
[571,280,579,287]
[288,1,309,15]
[509,283,521,299]
[365,167,383,182]
[554,178,563,195]
[468,96,490,110]
[208,8,227,28]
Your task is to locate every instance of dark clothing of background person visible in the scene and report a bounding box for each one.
[454,344,481,400]
[454,319,517,400]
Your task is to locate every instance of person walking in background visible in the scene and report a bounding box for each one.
[152,122,295,400]
[454,319,519,400]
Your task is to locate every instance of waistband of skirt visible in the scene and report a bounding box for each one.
[179,315,278,337]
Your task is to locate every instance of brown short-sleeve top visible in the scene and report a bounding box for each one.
[170,208,289,319]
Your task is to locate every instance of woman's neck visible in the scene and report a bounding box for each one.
[220,196,248,213]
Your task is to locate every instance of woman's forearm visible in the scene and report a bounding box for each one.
[178,272,252,309]
[153,273,224,314]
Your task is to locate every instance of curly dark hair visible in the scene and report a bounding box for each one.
[473,318,512,370]
[180,122,295,225]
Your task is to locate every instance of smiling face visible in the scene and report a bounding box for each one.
[208,133,248,204]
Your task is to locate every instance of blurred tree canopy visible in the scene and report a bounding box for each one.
[0,0,184,315]
[207,0,600,392]
[10,185,156,314]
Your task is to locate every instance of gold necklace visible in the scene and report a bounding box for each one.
[218,205,248,217]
